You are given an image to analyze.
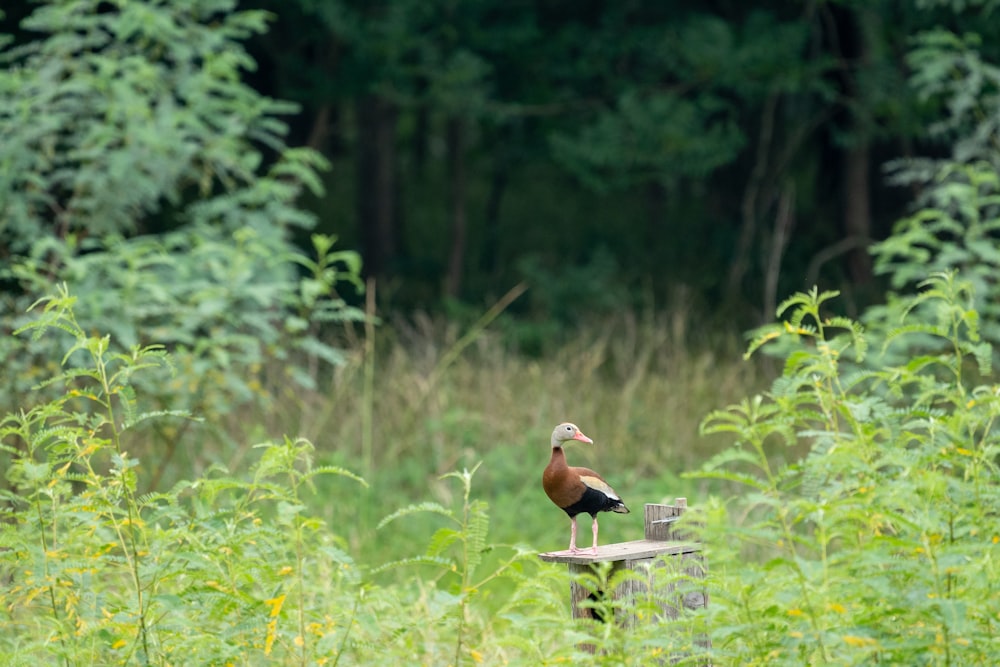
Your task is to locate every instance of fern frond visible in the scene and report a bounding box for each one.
[377,502,455,530]
[367,555,455,577]
[121,410,196,431]
[427,527,461,558]
[464,499,490,576]
[302,465,368,488]
[684,469,770,491]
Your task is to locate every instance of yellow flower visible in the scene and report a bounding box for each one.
[842,635,876,648]
[264,619,278,656]
[266,594,286,618]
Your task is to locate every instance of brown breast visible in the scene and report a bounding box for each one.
[542,447,586,508]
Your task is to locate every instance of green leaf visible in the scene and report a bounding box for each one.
[377,502,455,530]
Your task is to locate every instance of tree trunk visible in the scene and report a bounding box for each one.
[763,184,796,322]
[843,142,873,284]
[830,3,875,285]
[481,156,508,277]
[356,95,398,279]
[413,103,430,176]
[307,103,332,153]
[727,93,778,305]
[444,117,467,299]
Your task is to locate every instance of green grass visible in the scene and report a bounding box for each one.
[209,304,767,565]
[7,277,1000,664]
[2,292,754,665]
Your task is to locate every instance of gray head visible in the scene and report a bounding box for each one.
[550,422,594,448]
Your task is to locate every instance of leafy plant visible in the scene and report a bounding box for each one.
[0,0,301,249]
[875,24,1000,353]
[2,231,364,488]
[373,463,545,665]
[872,162,1000,352]
[692,273,1000,664]
[0,289,368,665]
[0,0,366,485]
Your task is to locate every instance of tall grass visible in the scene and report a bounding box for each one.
[0,292,733,664]
[205,300,768,562]
[8,274,1000,664]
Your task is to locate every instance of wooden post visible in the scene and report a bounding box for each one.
[539,498,709,651]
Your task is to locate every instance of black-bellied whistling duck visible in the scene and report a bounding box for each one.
[542,422,629,553]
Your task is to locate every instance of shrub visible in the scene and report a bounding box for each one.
[0,289,367,664]
[0,0,366,482]
[0,292,577,665]
[693,273,1000,664]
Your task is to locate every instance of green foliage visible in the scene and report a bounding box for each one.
[872,14,1000,367]
[546,9,822,191]
[550,88,745,191]
[907,29,1000,164]
[691,272,1000,664]
[0,290,368,664]
[0,0,298,248]
[0,0,366,475]
[2,230,364,479]
[872,162,1000,349]
[372,463,552,665]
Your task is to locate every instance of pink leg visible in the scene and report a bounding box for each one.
[569,516,579,553]
[591,516,599,554]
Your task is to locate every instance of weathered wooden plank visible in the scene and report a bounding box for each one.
[538,539,701,564]
[539,500,710,663]
[645,499,689,541]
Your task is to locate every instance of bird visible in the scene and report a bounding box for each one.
[542,422,629,554]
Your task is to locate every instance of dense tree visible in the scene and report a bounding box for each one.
[4,0,1000,325]
[238,0,973,322]
[0,0,364,461]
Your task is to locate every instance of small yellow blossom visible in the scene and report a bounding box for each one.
[843,635,876,648]
[266,594,286,618]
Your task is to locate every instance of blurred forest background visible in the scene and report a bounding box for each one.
[4,0,1000,541]
[5,0,1000,663]
[228,0,996,326]
[5,0,998,328]
[3,0,1000,548]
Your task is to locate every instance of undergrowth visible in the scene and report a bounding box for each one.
[2,288,684,665]
[262,301,761,561]
[6,273,1000,665]
[691,272,1000,664]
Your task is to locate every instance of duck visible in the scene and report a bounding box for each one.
[542,422,629,553]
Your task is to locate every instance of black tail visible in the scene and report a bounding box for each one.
[606,498,629,514]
